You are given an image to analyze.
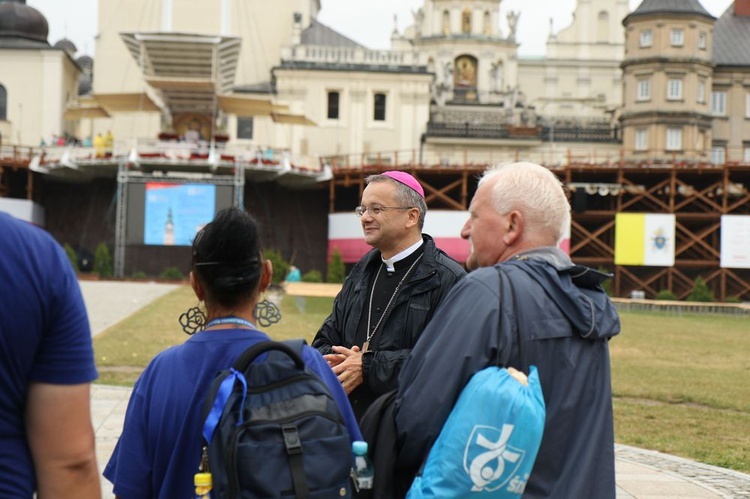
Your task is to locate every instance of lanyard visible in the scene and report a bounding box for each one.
[205,317,256,330]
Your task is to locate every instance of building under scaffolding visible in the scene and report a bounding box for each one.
[2,144,748,301]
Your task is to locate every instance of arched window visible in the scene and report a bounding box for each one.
[597,11,609,43]
[0,85,7,121]
[462,9,472,34]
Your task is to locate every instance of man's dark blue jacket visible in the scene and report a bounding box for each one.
[395,247,621,498]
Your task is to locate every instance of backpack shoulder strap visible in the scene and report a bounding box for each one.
[496,265,528,374]
[280,338,307,363]
[232,339,306,372]
[201,339,308,446]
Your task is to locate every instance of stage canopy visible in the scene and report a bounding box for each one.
[121,32,241,115]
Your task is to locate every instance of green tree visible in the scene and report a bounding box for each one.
[655,290,677,301]
[63,243,79,272]
[687,276,714,302]
[302,269,323,283]
[327,248,345,283]
[159,267,183,280]
[263,249,289,286]
[94,243,113,278]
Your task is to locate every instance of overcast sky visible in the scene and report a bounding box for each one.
[27,0,733,58]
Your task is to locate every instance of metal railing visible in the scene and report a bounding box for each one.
[540,125,620,143]
[0,145,36,165]
[425,121,621,143]
[612,298,750,316]
[282,45,420,66]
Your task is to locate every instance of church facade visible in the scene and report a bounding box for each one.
[3,0,749,167]
[1,0,631,165]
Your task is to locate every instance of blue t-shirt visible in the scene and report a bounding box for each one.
[0,212,98,496]
[104,328,362,498]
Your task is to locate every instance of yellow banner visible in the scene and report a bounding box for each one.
[615,213,646,265]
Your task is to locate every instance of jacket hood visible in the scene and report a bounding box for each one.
[506,247,620,341]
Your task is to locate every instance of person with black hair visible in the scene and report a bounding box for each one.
[104,207,362,498]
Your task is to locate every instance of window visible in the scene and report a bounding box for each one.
[597,11,609,43]
[236,117,253,139]
[666,127,682,151]
[635,128,648,151]
[698,31,707,50]
[711,147,726,165]
[746,93,750,118]
[637,79,650,101]
[744,145,750,163]
[462,9,472,34]
[0,85,6,121]
[639,30,652,47]
[671,29,684,46]
[373,93,387,121]
[711,91,727,116]
[327,91,340,120]
[697,80,706,103]
[667,78,683,100]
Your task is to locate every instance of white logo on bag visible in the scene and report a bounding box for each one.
[464,425,524,492]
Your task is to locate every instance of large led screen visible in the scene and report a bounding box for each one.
[143,183,216,246]
[125,183,234,246]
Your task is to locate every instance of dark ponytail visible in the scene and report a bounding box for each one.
[191,207,263,308]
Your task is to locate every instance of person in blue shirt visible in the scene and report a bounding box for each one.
[0,212,100,498]
[104,207,361,498]
[285,265,302,282]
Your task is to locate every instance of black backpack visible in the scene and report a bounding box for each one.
[201,339,353,498]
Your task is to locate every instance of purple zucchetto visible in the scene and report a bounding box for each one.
[381,171,425,198]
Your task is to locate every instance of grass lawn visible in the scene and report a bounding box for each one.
[610,311,750,473]
[93,286,750,473]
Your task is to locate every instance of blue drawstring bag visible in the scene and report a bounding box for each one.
[408,267,547,498]
[407,365,545,498]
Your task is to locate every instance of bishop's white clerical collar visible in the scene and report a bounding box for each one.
[382,239,424,272]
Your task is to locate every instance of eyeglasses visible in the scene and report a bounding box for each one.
[354,204,413,217]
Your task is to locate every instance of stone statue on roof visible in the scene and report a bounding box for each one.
[507,11,520,41]
[412,8,424,37]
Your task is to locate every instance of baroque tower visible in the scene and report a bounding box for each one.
[621,0,715,162]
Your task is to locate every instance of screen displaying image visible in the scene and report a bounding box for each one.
[144,183,216,246]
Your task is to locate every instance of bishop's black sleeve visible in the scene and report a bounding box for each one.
[311,276,356,355]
